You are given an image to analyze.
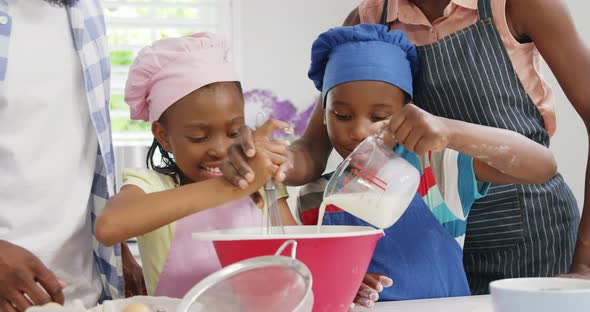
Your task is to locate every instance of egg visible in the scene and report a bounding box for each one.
[43,302,61,307]
[122,302,153,312]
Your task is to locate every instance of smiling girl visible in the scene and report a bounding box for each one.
[95,33,295,298]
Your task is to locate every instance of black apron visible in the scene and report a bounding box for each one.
[380,0,580,294]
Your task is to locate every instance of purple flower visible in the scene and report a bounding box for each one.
[267,100,297,124]
[244,88,317,141]
[293,99,316,136]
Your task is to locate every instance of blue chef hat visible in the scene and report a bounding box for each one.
[308,24,419,108]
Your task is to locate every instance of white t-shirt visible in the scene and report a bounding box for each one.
[0,0,101,307]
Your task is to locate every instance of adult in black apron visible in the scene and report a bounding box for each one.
[378,0,580,294]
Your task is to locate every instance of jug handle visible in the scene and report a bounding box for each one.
[375,124,398,146]
[375,124,388,141]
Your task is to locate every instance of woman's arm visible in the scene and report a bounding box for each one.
[509,0,590,274]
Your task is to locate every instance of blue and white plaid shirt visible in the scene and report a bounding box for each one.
[0,0,122,300]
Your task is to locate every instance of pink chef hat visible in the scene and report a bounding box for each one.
[124,32,239,122]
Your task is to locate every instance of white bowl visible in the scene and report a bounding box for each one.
[490,277,590,312]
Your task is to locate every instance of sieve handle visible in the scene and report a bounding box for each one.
[274,240,298,259]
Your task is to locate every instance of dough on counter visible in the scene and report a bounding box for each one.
[43,303,62,307]
[122,303,152,312]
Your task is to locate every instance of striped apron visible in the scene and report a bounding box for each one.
[380,0,580,294]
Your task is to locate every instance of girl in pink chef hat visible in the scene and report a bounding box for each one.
[95,32,296,298]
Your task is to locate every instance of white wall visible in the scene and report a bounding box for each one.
[240,0,588,211]
[239,0,360,107]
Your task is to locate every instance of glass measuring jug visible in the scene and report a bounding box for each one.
[321,127,420,229]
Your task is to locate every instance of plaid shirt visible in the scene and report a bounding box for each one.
[0,0,122,300]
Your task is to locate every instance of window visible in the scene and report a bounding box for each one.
[104,0,238,141]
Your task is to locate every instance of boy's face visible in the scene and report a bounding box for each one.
[325,80,407,159]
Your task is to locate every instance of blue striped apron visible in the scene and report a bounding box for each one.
[380,0,580,294]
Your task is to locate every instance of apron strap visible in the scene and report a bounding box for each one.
[477,0,493,20]
[379,0,389,26]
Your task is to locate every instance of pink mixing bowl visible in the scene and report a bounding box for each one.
[192,225,384,312]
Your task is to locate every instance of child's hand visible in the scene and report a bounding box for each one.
[251,118,293,142]
[247,140,289,187]
[388,104,452,155]
[351,273,393,309]
[221,119,292,189]
[250,119,292,184]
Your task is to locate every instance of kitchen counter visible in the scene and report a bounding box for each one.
[353,295,493,312]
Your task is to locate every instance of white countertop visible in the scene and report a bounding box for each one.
[353,295,493,312]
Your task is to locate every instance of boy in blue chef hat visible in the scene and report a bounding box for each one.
[297,24,558,307]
